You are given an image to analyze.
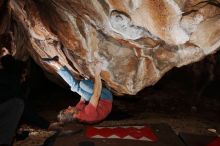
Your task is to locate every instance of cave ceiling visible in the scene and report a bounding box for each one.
[0,0,220,95]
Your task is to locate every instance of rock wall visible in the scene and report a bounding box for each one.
[0,0,220,95]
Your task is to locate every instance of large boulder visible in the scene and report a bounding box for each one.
[1,0,220,95]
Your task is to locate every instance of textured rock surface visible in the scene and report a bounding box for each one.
[0,0,220,95]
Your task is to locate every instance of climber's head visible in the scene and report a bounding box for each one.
[57,106,78,124]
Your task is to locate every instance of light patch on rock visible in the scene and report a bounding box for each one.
[181,13,204,34]
[164,0,189,44]
[165,0,182,14]
[129,0,143,11]
[109,10,154,40]
[168,25,189,44]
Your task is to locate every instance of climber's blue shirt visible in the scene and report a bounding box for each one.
[57,66,113,102]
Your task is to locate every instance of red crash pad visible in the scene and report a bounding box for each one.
[53,123,185,146]
[206,137,220,146]
[86,126,158,142]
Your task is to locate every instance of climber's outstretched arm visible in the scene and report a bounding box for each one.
[89,63,102,108]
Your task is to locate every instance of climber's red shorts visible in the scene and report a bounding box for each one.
[74,99,112,123]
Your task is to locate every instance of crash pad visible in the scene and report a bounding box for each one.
[52,123,185,146]
[86,126,157,141]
